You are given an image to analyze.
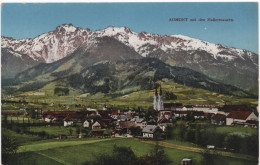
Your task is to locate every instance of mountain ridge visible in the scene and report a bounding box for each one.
[2,24,258,93]
[5,36,252,99]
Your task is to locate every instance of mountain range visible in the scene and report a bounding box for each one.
[1,24,258,96]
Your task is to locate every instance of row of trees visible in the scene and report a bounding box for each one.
[166,122,259,156]
[84,142,172,165]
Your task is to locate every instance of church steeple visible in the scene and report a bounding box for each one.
[154,85,164,111]
[155,87,158,96]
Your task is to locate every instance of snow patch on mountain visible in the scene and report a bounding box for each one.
[7,49,22,57]
[2,24,258,66]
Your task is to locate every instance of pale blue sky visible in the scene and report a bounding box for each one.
[1,3,258,53]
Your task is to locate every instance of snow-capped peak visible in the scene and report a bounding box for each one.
[56,24,78,33]
[2,24,257,64]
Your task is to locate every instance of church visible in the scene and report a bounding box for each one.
[153,85,164,111]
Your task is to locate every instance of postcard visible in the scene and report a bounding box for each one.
[1,2,258,165]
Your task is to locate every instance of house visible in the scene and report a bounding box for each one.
[132,116,147,129]
[193,105,218,114]
[182,158,192,165]
[245,120,258,128]
[211,114,226,125]
[157,118,173,131]
[118,121,136,135]
[226,111,258,126]
[173,111,188,118]
[110,110,124,119]
[83,120,90,128]
[44,115,54,122]
[142,125,162,138]
[117,115,130,121]
[158,110,173,120]
[42,110,94,122]
[219,105,252,116]
[163,103,183,111]
[176,106,185,111]
[92,120,107,129]
[64,115,73,127]
[192,111,204,119]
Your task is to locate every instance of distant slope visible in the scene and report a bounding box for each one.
[10,36,251,98]
[1,48,40,80]
[66,58,251,97]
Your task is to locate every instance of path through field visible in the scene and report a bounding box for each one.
[136,139,257,161]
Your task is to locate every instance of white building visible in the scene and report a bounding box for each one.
[64,115,73,127]
[142,125,161,138]
[83,120,90,128]
[226,111,258,126]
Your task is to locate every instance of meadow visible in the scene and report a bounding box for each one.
[15,137,258,165]
[4,79,257,111]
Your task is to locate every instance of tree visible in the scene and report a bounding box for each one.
[184,128,195,142]
[137,141,172,165]
[103,78,110,93]
[3,114,8,128]
[201,148,219,165]
[164,126,173,140]
[129,127,142,137]
[38,131,47,138]
[179,124,186,141]
[145,107,157,122]
[69,127,73,136]
[164,91,177,100]
[195,125,202,145]
[84,143,172,165]
[224,135,241,152]
[76,127,81,135]
[83,145,137,165]
[54,87,69,96]
[2,135,19,165]
[186,112,195,121]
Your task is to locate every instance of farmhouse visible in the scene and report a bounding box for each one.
[63,115,73,127]
[218,105,252,116]
[173,111,188,118]
[118,121,136,135]
[226,111,258,126]
[163,103,183,111]
[157,117,173,131]
[142,125,162,138]
[83,120,90,128]
[211,114,226,125]
[44,115,55,122]
[158,110,173,120]
[92,120,107,129]
[43,110,96,122]
[132,116,147,129]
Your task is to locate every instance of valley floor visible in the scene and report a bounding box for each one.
[15,137,258,165]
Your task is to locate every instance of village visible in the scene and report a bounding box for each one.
[2,86,259,165]
[34,86,259,139]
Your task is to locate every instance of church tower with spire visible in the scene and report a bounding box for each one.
[153,85,164,111]
[153,88,158,110]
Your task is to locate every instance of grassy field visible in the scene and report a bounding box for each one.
[17,152,64,165]
[28,126,79,137]
[2,128,42,145]
[215,126,258,136]
[15,138,258,165]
